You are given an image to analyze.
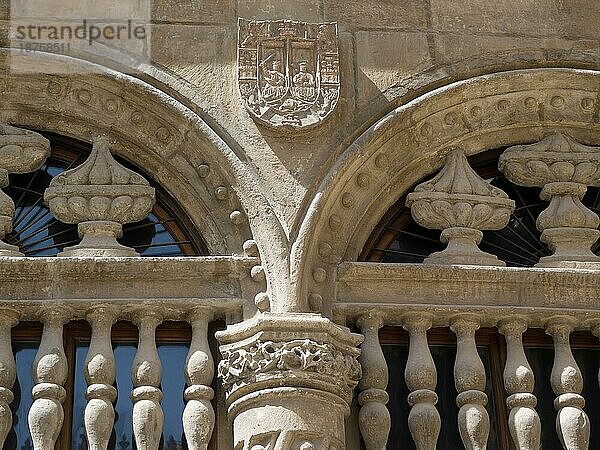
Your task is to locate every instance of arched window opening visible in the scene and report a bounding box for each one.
[5,133,207,257]
[355,144,600,449]
[361,148,600,266]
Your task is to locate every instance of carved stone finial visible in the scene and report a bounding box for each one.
[499,132,600,267]
[44,135,155,257]
[0,124,51,256]
[238,19,340,129]
[406,149,515,266]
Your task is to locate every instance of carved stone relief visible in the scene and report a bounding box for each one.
[238,19,339,129]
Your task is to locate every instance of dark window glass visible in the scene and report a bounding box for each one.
[70,342,189,450]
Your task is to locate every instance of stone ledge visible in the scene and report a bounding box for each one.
[336,262,600,319]
[0,256,257,306]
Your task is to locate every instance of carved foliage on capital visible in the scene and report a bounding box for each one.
[218,338,361,401]
[238,19,340,128]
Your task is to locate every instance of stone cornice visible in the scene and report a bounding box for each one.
[336,262,600,325]
[0,256,256,317]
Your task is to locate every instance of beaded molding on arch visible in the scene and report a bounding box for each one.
[1,58,253,255]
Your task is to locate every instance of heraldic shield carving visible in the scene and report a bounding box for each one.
[238,18,340,129]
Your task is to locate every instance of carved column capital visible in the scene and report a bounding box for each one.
[217,313,362,450]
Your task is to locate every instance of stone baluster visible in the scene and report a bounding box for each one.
[0,124,50,255]
[500,133,600,267]
[546,317,589,450]
[131,311,163,450]
[84,306,118,450]
[44,135,155,257]
[403,313,440,450]
[498,318,541,450]
[28,308,69,450]
[406,148,515,266]
[450,315,489,450]
[357,313,390,450]
[183,307,215,450]
[591,323,600,394]
[0,308,19,447]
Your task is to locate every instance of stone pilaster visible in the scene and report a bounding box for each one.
[216,313,363,450]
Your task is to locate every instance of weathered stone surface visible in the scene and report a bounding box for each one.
[237,0,321,22]
[9,0,150,20]
[150,24,235,67]
[429,0,600,40]
[354,31,432,106]
[323,0,428,30]
[151,0,235,24]
[434,33,600,66]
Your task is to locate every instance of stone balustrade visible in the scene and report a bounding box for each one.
[1,126,600,450]
[0,302,220,450]
[351,307,600,450]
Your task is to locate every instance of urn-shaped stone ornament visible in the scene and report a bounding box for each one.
[44,135,155,257]
[406,149,515,266]
[0,124,51,256]
[499,133,600,267]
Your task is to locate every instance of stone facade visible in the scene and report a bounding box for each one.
[0,0,599,449]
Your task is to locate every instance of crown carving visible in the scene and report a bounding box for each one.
[0,124,51,256]
[44,135,155,257]
[407,149,515,266]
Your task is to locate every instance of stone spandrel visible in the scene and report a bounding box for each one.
[238,18,340,129]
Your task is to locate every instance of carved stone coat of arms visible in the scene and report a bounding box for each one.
[238,19,340,129]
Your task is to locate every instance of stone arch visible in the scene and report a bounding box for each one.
[292,68,600,315]
[0,49,294,314]
[1,51,249,255]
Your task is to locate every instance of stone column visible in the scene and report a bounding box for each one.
[217,313,362,450]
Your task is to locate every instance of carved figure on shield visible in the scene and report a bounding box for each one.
[262,59,286,101]
[292,61,316,101]
[238,18,340,129]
